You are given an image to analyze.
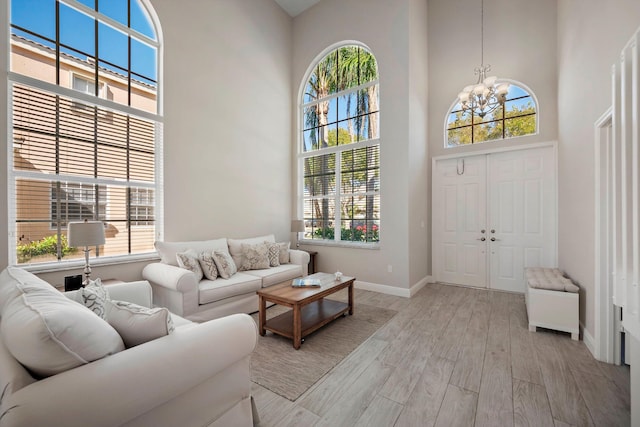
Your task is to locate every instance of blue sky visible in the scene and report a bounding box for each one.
[11,0,157,84]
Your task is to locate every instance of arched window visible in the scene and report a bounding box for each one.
[445,81,537,147]
[8,0,162,266]
[299,44,380,245]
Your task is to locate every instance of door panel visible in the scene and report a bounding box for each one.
[433,157,487,287]
[488,147,556,292]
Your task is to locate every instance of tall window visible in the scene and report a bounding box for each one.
[9,0,162,265]
[446,82,537,147]
[299,44,380,244]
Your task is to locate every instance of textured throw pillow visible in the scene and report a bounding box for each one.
[212,250,238,279]
[106,300,175,348]
[75,278,108,319]
[176,250,204,280]
[198,251,218,280]
[277,241,291,264]
[240,243,270,270]
[266,242,280,267]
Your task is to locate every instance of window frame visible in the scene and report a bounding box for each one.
[444,79,539,148]
[297,42,381,248]
[8,0,164,269]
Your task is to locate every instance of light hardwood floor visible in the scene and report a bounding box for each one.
[252,283,631,427]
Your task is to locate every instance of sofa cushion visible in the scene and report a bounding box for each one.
[244,264,303,288]
[0,267,124,377]
[212,250,238,279]
[106,300,175,348]
[176,250,204,280]
[240,243,270,271]
[155,238,228,266]
[198,273,262,305]
[228,235,275,271]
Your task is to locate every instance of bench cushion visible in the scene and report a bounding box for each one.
[244,264,303,287]
[198,273,262,305]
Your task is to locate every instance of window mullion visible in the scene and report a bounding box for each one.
[335,151,342,242]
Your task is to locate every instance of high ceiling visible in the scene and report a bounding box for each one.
[274,0,321,17]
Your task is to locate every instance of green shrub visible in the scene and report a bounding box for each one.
[17,234,76,261]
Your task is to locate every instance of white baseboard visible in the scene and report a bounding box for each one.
[354,275,433,299]
[355,280,411,298]
[581,322,597,358]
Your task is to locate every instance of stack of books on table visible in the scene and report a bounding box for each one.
[291,278,322,287]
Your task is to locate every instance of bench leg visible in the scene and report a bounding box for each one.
[571,332,579,341]
[528,324,536,333]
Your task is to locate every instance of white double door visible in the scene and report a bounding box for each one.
[432,146,557,293]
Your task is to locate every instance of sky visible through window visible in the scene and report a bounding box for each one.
[11,0,157,85]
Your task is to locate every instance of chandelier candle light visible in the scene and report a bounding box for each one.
[457,0,510,118]
[67,219,105,286]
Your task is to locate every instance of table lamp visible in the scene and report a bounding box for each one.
[290,219,304,248]
[67,219,105,286]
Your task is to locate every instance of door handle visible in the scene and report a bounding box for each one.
[477,237,486,241]
[490,237,500,242]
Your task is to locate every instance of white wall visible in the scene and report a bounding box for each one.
[0,0,8,271]
[292,0,430,292]
[557,0,640,335]
[408,0,430,287]
[426,0,557,274]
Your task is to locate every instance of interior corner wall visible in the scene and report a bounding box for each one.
[408,0,430,286]
[292,0,413,290]
[557,0,640,338]
[0,0,9,271]
[150,0,293,243]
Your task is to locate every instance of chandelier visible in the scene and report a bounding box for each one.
[457,0,510,119]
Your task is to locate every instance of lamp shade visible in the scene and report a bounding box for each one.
[290,220,304,233]
[67,220,106,247]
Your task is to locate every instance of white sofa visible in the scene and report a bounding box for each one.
[142,235,310,322]
[0,267,258,427]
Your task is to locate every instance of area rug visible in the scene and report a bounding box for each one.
[250,301,397,401]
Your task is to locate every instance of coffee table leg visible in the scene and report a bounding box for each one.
[258,295,266,336]
[293,304,302,349]
[348,282,354,315]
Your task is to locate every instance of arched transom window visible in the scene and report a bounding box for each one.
[299,44,380,244]
[446,81,537,147]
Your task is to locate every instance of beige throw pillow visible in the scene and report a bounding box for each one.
[240,243,270,270]
[212,250,237,279]
[278,241,290,264]
[266,242,280,267]
[198,252,218,280]
[106,300,175,348]
[176,250,204,280]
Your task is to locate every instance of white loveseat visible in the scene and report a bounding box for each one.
[0,267,258,427]
[142,234,310,322]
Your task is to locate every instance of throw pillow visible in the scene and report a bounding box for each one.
[106,300,175,348]
[266,242,280,267]
[176,250,204,280]
[75,278,108,319]
[278,241,291,264]
[0,267,124,377]
[212,250,237,279]
[240,243,270,270]
[198,251,218,280]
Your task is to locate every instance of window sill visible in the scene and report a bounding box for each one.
[17,252,160,275]
[299,239,380,250]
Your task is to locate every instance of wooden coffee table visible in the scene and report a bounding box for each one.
[257,272,355,349]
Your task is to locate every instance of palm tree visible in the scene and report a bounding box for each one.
[303,46,379,240]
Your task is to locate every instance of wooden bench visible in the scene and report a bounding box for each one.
[524,267,579,340]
